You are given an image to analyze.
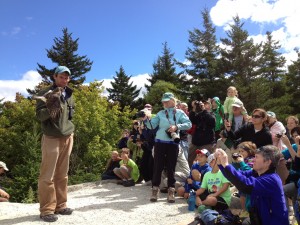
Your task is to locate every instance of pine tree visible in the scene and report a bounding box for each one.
[28,28,93,95]
[286,49,300,114]
[220,16,261,110]
[107,66,141,110]
[180,8,228,101]
[146,42,184,92]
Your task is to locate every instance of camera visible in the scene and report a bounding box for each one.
[165,129,180,143]
[194,101,203,113]
[131,134,141,144]
[276,133,283,138]
[232,153,242,160]
[136,108,149,118]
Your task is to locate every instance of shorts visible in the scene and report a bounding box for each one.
[199,190,229,211]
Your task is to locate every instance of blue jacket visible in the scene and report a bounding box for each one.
[219,164,289,225]
[189,163,212,180]
[184,163,212,193]
[144,108,191,144]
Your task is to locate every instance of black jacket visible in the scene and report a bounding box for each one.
[189,110,215,146]
[226,123,272,148]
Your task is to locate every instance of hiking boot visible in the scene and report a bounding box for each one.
[150,186,159,202]
[55,208,73,215]
[123,179,135,187]
[167,187,175,203]
[40,214,58,222]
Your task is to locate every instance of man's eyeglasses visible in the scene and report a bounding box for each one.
[252,115,262,119]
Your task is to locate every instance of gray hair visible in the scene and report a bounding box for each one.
[256,145,281,169]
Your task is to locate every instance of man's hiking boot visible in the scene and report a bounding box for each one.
[123,179,135,187]
[55,207,74,215]
[167,187,175,203]
[150,186,159,202]
[40,214,58,222]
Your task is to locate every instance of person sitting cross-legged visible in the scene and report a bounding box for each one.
[195,153,231,213]
[113,148,140,187]
[177,149,211,199]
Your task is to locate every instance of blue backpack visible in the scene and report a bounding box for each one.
[200,209,219,225]
[215,209,242,225]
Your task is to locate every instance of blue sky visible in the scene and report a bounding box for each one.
[1,0,300,101]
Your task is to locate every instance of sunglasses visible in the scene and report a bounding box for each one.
[252,115,262,119]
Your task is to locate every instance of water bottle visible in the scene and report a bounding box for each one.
[188,189,196,211]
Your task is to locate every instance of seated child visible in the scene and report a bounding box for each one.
[195,153,231,212]
[177,149,211,199]
[101,151,122,181]
[113,148,140,187]
[232,141,256,218]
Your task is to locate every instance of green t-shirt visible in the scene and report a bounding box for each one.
[201,170,231,206]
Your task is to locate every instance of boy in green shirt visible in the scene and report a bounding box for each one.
[113,148,140,187]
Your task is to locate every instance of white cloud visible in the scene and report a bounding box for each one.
[211,0,300,66]
[0,71,42,102]
[1,26,22,36]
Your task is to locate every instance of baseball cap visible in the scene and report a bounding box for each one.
[231,99,243,108]
[0,161,9,171]
[267,111,276,118]
[195,149,210,157]
[161,92,174,102]
[54,66,71,75]
[207,154,215,164]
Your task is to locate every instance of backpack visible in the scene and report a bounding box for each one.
[215,209,242,225]
[200,209,219,225]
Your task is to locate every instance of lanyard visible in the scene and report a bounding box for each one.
[165,109,177,126]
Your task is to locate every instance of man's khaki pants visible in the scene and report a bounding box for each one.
[38,134,73,216]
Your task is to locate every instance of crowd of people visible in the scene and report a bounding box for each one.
[101,86,300,225]
[1,66,299,225]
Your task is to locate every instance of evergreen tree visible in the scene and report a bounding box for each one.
[107,66,141,109]
[28,28,93,95]
[146,42,185,92]
[182,8,228,100]
[257,31,287,109]
[286,49,300,114]
[220,16,261,110]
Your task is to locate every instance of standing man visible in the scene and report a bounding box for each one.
[36,66,75,222]
[188,100,216,167]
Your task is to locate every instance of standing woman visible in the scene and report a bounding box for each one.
[142,92,191,203]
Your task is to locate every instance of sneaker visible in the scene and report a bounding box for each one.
[167,187,175,203]
[239,210,249,218]
[40,214,58,222]
[150,186,159,202]
[123,179,135,187]
[55,208,73,215]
